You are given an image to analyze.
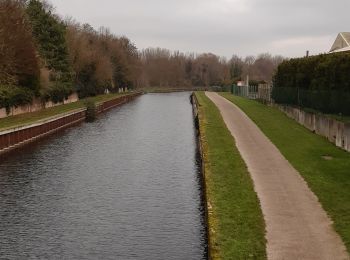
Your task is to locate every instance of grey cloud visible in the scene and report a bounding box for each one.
[52,0,350,58]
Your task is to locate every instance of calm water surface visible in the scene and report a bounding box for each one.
[0,92,206,259]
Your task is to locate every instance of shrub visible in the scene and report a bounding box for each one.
[41,82,72,104]
[0,85,34,114]
[84,98,97,122]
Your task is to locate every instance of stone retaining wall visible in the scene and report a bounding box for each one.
[191,93,210,259]
[277,105,350,152]
[0,93,79,119]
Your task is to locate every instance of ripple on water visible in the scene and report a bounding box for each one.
[0,92,207,260]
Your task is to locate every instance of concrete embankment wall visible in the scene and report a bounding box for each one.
[0,93,140,155]
[277,105,350,152]
[191,93,210,260]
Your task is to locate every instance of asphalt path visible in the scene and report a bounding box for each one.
[206,92,348,260]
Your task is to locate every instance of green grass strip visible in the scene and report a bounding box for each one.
[221,92,350,253]
[195,92,266,259]
[0,93,133,131]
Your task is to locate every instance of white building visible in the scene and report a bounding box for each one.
[329,32,350,53]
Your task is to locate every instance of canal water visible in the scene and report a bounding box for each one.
[0,93,207,259]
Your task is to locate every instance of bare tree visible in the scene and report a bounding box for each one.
[229,54,244,81]
[239,53,285,84]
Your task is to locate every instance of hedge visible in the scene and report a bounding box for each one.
[272,52,350,115]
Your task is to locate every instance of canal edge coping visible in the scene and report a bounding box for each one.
[191,92,211,260]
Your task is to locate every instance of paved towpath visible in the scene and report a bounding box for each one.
[205,92,349,260]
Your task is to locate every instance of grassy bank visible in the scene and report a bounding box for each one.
[195,92,266,259]
[0,93,133,131]
[221,92,350,252]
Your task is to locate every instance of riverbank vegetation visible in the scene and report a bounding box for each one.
[221,93,350,252]
[0,0,284,112]
[0,0,140,112]
[195,92,266,259]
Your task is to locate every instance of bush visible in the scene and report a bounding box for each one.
[210,85,231,92]
[84,98,97,122]
[0,85,34,114]
[41,82,72,104]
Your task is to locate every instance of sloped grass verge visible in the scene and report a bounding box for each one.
[195,92,266,259]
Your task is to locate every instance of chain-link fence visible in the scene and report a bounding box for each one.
[231,84,272,103]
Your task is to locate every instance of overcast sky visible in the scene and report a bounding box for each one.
[51,0,350,58]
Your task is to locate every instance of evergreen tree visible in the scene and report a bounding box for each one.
[26,0,73,102]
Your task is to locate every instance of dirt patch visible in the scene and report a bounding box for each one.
[322,155,333,160]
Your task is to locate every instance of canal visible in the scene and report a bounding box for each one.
[0,92,207,259]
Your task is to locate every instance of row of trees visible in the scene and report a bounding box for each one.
[139,49,229,88]
[0,0,285,111]
[65,22,140,97]
[230,54,285,85]
[138,49,285,88]
[0,0,142,110]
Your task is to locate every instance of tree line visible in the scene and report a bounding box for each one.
[138,49,285,88]
[0,0,285,111]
